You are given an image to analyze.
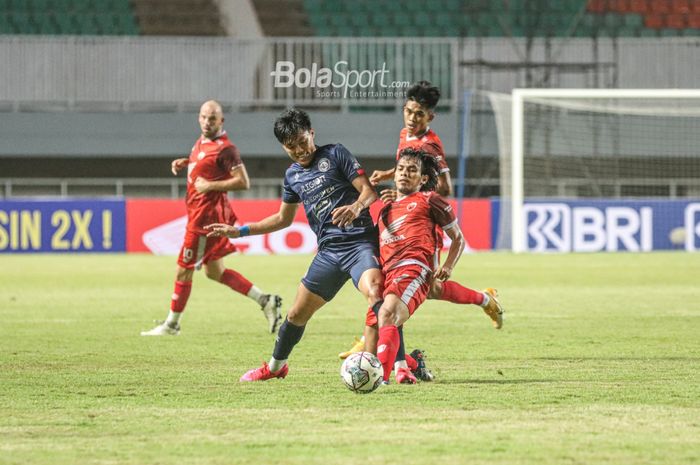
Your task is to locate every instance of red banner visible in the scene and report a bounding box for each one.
[126,198,491,254]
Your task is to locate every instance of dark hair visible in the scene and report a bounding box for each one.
[274,108,312,145]
[397,147,439,192]
[406,80,440,110]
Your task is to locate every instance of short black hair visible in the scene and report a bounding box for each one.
[274,108,312,145]
[406,80,440,111]
[397,147,439,192]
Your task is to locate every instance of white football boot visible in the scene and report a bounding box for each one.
[140,321,180,336]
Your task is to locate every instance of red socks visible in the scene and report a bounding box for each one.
[219,269,253,295]
[377,325,400,382]
[171,280,192,312]
[440,280,484,305]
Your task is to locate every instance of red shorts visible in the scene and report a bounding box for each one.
[365,264,431,326]
[177,229,237,270]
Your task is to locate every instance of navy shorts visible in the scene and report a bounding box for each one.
[301,240,380,301]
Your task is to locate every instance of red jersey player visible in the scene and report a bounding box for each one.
[341,83,504,381]
[141,100,282,336]
[372,148,466,383]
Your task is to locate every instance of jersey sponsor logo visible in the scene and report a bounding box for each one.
[381,213,407,245]
[305,185,336,205]
[300,175,326,194]
[318,158,330,172]
[312,198,333,220]
[197,151,206,160]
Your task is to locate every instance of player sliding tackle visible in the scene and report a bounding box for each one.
[206,108,384,382]
[371,148,466,382]
[341,81,504,376]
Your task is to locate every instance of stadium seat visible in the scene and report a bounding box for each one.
[644,13,665,27]
[666,13,688,27]
[671,0,691,12]
[0,13,12,33]
[629,0,649,12]
[587,0,606,13]
[692,0,700,11]
[689,12,700,26]
[649,0,672,13]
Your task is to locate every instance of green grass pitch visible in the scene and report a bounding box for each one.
[1,252,699,465]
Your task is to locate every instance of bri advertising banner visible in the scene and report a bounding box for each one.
[496,199,700,252]
[0,199,126,253]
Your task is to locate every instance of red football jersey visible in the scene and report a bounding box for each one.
[378,190,457,273]
[396,127,449,175]
[185,131,242,234]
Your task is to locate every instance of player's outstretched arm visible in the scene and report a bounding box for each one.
[205,201,299,238]
[195,165,251,193]
[369,168,395,186]
[171,157,189,175]
[331,175,378,228]
[434,225,465,281]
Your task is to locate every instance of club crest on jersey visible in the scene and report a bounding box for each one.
[318,158,330,172]
[407,202,417,211]
[197,151,206,160]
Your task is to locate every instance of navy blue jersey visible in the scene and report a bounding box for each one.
[283,143,376,247]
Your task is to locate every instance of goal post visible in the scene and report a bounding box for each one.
[505,88,700,253]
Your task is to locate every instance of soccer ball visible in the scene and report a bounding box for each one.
[340,351,384,394]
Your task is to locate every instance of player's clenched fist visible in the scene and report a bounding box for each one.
[205,223,240,238]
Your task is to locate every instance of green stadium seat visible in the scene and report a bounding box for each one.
[74,12,98,34]
[303,0,321,11]
[10,12,36,33]
[369,12,390,28]
[348,14,366,28]
[329,14,346,27]
[332,25,353,36]
[377,25,399,36]
[0,13,12,33]
[115,13,137,35]
[35,13,59,33]
[624,13,644,27]
[659,27,682,35]
[394,12,411,27]
[307,13,325,28]
[94,12,116,34]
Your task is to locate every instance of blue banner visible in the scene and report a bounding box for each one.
[492,199,700,252]
[0,200,126,253]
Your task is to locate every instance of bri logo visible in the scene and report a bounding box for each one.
[524,203,653,252]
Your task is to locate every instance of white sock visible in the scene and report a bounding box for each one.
[165,310,181,327]
[394,360,408,372]
[247,285,265,305]
[480,292,490,308]
[269,357,286,372]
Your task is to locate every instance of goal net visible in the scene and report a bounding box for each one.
[485,89,700,252]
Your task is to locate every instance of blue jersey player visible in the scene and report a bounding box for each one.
[205,108,384,382]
